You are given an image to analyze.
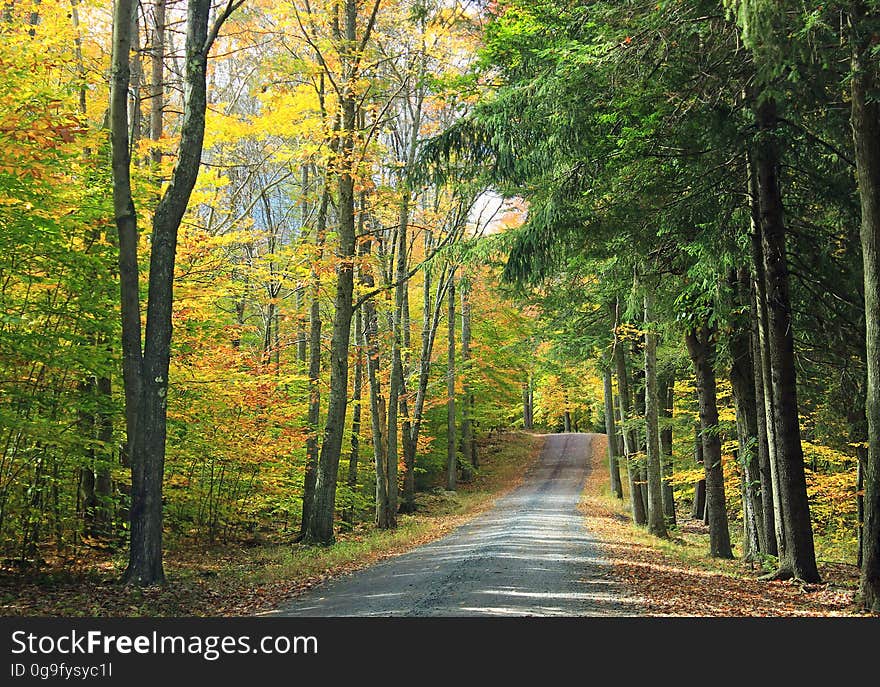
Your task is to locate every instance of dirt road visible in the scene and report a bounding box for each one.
[273,433,640,617]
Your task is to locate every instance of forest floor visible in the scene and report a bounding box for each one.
[580,437,870,616]
[0,431,544,617]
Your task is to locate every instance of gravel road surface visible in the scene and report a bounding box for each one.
[272,433,640,617]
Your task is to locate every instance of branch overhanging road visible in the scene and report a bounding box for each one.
[272,433,642,617]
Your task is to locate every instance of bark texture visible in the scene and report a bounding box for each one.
[850,1,880,610]
[753,98,819,581]
[446,276,457,491]
[643,293,667,538]
[110,0,229,583]
[614,341,646,525]
[603,367,624,499]
[460,280,477,476]
[685,327,733,559]
[659,377,676,523]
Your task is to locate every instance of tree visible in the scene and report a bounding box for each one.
[460,277,477,477]
[602,365,624,499]
[110,0,243,584]
[751,95,819,581]
[615,339,647,526]
[303,0,382,544]
[849,0,880,611]
[643,289,668,538]
[685,325,733,559]
[446,273,457,491]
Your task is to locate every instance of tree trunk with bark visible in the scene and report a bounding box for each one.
[364,257,390,528]
[299,188,328,539]
[400,236,450,512]
[643,292,667,538]
[685,326,733,559]
[753,97,819,582]
[110,0,233,584]
[306,116,354,540]
[729,268,766,557]
[850,1,880,609]
[386,211,406,520]
[614,341,646,525]
[460,279,476,477]
[523,379,533,429]
[602,366,624,499]
[659,376,676,524]
[446,275,457,491]
[149,0,164,170]
[304,0,380,543]
[633,363,649,518]
[748,155,781,557]
[345,307,363,526]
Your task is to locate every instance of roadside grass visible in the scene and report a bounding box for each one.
[0,431,544,617]
[218,429,546,591]
[580,436,863,616]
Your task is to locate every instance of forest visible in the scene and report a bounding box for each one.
[1,0,879,617]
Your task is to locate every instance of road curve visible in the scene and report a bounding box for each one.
[271,433,640,617]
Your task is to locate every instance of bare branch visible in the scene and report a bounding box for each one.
[203,0,245,56]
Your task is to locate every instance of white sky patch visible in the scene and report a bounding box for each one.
[467,191,528,237]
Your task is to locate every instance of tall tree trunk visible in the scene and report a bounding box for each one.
[850,1,880,609]
[602,366,624,499]
[299,187,327,539]
[394,63,425,509]
[858,451,866,569]
[751,318,777,555]
[363,243,390,528]
[643,292,667,538]
[110,0,143,475]
[446,274,457,491]
[749,154,781,557]
[402,233,431,512]
[304,0,367,543]
[614,339,646,525]
[128,7,142,149]
[111,0,226,584]
[344,307,363,526]
[659,376,676,524]
[685,326,733,559]
[460,279,476,476]
[729,268,766,557]
[633,363,649,517]
[386,224,407,523]
[753,98,819,582]
[78,378,98,536]
[386,179,416,522]
[528,384,535,429]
